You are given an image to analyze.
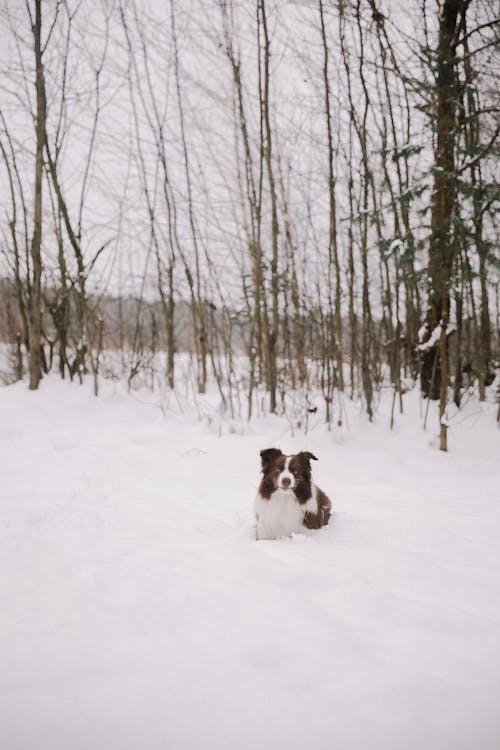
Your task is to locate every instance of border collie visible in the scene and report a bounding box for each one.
[255,448,331,540]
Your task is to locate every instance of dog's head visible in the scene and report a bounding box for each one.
[259,448,318,501]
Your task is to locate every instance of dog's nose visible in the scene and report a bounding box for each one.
[281,477,291,488]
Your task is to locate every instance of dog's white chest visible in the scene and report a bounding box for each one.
[255,490,308,540]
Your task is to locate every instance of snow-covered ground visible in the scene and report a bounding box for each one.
[1,376,499,750]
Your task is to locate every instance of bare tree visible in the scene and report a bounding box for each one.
[27,0,47,390]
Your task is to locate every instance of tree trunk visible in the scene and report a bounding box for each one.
[423,0,464,451]
[319,0,343,391]
[29,0,46,390]
[259,0,279,413]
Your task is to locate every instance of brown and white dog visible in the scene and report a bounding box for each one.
[255,448,331,540]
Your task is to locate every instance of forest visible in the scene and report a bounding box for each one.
[2,4,500,747]
[0,0,498,450]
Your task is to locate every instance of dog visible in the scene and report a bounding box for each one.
[255,448,331,540]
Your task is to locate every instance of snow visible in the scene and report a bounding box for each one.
[1,377,500,750]
[418,322,456,351]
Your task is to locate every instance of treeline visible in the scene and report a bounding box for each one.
[0,0,498,449]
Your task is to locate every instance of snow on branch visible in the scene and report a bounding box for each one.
[418,322,455,351]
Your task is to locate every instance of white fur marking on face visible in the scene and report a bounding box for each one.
[277,456,295,490]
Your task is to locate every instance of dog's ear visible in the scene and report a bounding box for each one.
[260,448,282,470]
[297,451,318,465]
